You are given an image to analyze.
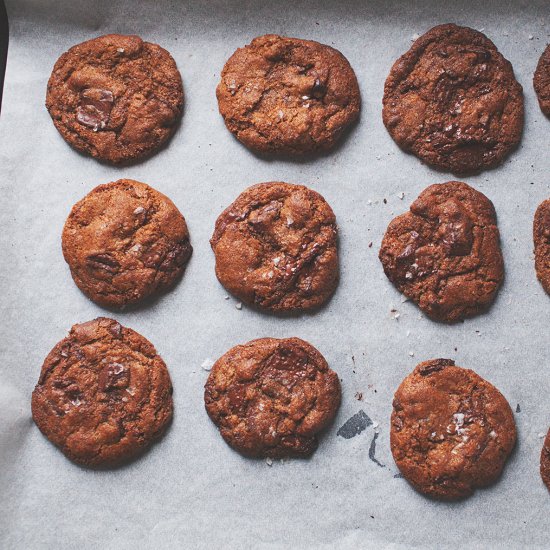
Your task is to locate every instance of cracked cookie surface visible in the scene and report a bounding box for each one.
[383,24,523,174]
[31,317,173,467]
[211,182,338,312]
[534,44,550,116]
[46,34,183,163]
[62,179,192,309]
[216,34,360,155]
[391,359,516,500]
[379,181,503,322]
[204,337,341,458]
[533,198,550,294]
[541,429,550,490]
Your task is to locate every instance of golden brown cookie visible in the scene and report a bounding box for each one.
[46,34,183,163]
[211,182,338,312]
[534,199,550,294]
[534,44,550,116]
[62,179,192,309]
[217,34,360,155]
[204,337,341,458]
[383,24,523,174]
[379,181,504,322]
[32,318,173,467]
[541,429,550,490]
[391,358,516,500]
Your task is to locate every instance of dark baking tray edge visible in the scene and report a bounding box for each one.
[0,0,9,114]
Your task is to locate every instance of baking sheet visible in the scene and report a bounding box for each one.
[1,0,549,548]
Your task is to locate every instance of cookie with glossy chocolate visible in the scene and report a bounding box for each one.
[204,337,341,458]
[383,24,523,174]
[379,181,503,322]
[32,318,173,467]
[46,34,183,163]
[534,45,550,116]
[534,198,550,294]
[211,182,338,312]
[541,429,550,490]
[62,179,192,309]
[217,34,360,155]
[391,358,516,500]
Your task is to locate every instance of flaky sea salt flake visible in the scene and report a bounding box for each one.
[201,358,214,371]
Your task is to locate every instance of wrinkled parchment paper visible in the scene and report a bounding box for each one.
[1,1,549,548]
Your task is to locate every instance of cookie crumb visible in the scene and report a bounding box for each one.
[265,457,273,466]
[235,302,242,310]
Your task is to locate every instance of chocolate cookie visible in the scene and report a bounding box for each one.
[541,429,550,490]
[31,318,173,467]
[391,358,516,500]
[204,337,341,458]
[383,24,524,174]
[379,181,503,322]
[217,34,360,155]
[534,199,550,294]
[62,179,192,309]
[534,45,550,116]
[46,34,183,163]
[210,182,338,312]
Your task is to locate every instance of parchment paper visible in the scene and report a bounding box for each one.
[1,1,549,548]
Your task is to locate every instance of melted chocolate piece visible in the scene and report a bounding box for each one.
[439,202,474,256]
[76,88,114,131]
[86,253,121,275]
[419,358,455,376]
[99,362,130,392]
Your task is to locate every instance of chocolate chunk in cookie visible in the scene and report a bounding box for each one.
[46,34,183,163]
[541,429,550,490]
[534,45,550,116]
[217,34,360,155]
[210,182,338,312]
[534,199,550,294]
[379,181,503,322]
[383,24,523,174]
[391,359,516,500]
[32,318,173,467]
[62,179,192,309]
[204,337,341,458]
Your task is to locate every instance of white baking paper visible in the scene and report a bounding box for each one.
[1,1,549,548]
